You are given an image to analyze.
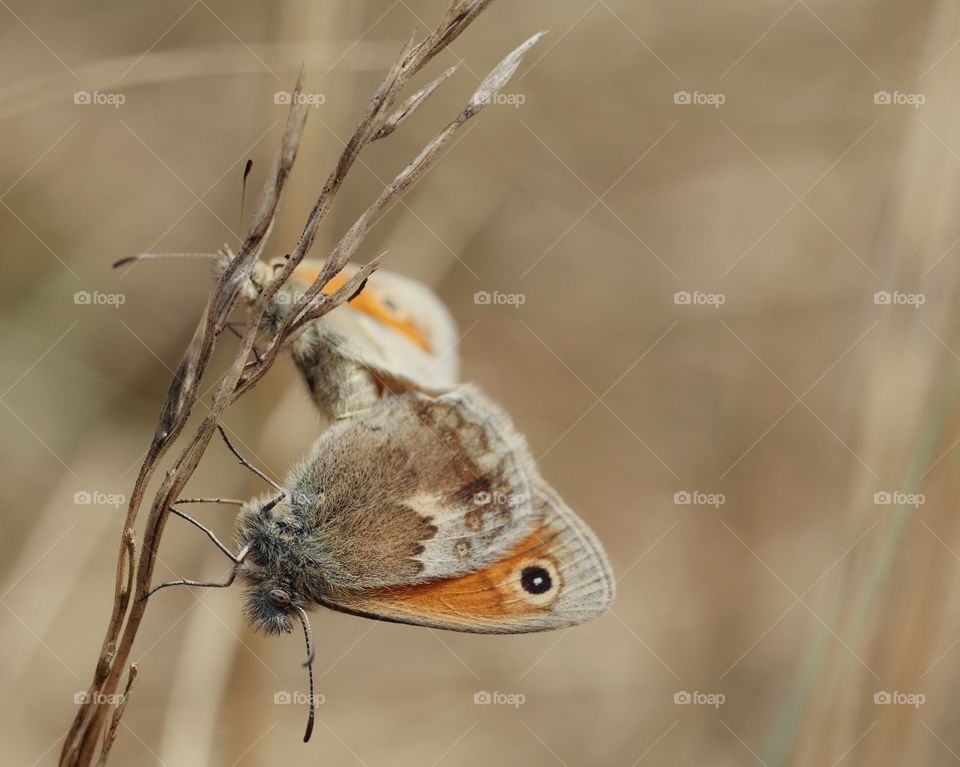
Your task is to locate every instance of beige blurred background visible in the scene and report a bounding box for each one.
[4,0,960,765]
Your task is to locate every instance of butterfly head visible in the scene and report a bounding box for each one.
[236,495,320,636]
[242,581,305,635]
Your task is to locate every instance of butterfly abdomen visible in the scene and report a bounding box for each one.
[291,329,381,421]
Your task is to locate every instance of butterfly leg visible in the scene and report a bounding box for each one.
[175,497,245,506]
[143,503,249,599]
[167,506,242,562]
[223,321,265,364]
[142,542,251,600]
[258,492,286,515]
[217,425,287,496]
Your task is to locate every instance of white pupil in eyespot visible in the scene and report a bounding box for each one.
[521,565,552,595]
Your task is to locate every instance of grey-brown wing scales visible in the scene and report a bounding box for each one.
[285,386,538,591]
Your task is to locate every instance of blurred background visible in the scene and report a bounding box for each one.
[3,0,960,764]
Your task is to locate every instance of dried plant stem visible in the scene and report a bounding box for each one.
[59,3,542,764]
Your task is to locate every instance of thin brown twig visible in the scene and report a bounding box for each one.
[59,3,542,763]
[95,663,138,767]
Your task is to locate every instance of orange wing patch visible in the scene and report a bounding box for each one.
[367,523,563,620]
[291,262,431,353]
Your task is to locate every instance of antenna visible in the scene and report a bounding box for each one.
[241,159,254,222]
[294,605,316,742]
[112,252,218,268]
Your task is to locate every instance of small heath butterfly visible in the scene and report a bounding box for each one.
[148,253,614,741]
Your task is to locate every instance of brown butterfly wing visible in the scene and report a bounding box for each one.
[321,481,614,633]
[300,386,614,633]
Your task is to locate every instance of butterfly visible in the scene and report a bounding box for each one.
[216,252,615,629]
[228,254,460,420]
[150,254,614,740]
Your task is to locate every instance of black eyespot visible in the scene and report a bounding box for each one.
[520,566,552,595]
[267,588,291,608]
